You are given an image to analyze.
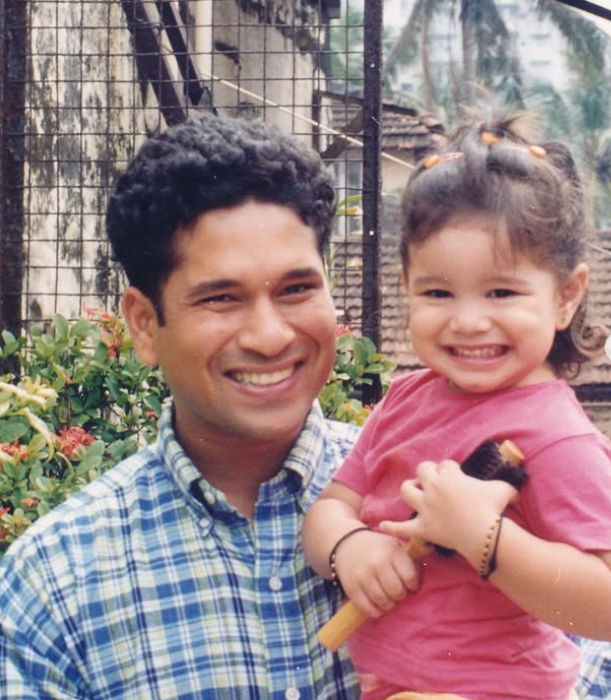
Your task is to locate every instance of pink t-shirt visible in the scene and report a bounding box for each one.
[333,369,611,700]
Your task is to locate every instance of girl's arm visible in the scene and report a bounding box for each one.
[484,522,611,639]
[302,482,421,617]
[379,459,611,640]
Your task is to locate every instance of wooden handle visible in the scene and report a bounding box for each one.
[499,439,524,464]
[317,439,524,651]
[317,537,431,651]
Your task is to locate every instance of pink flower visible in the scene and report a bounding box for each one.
[21,498,39,509]
[55,426,95,458]
[0,439,31,462]
[336,324,353,337]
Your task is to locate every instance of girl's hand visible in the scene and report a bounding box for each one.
[379,459,518,561]
[332,528,421,618]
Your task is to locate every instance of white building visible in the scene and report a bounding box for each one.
[383,0,576,103]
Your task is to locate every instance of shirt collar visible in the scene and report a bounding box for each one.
[157,398,332,516]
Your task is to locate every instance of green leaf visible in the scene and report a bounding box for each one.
[53,314,70,339]
[0,419,30,443]
[28,433,48,455]
[74,441,105,475]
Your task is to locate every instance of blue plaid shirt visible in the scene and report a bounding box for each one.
[0,400,360,700]
[572,637,611,699]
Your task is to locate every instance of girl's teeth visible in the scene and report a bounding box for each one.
[234,368,294,385]
[452,346,503,359]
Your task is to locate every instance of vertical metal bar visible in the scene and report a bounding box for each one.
[361,0,383,402]
[0,0,26,332]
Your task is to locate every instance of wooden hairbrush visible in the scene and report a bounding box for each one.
[316,439,526,652]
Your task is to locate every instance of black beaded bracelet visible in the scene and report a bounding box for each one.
[479,516,504,580]
[328,526,371,594]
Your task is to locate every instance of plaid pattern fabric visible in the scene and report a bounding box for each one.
[572,637,611,699]
[0,400,360,700]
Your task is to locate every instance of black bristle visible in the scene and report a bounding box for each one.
[433,439,528,557]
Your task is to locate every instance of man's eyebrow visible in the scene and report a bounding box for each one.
[284,267,325,280]
[185,279,238,300]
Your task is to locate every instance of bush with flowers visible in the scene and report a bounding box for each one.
[0,311,393,556]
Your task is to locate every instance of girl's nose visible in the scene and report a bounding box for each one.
[238,300,296,356]
[448,301,492,334]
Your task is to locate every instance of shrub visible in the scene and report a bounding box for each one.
[0,312,393,556]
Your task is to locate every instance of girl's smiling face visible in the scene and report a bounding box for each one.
[403,215,588,394]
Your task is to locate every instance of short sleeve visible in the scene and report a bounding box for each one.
[516,433,611,552]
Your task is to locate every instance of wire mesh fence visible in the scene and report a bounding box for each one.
[0,0,385,342]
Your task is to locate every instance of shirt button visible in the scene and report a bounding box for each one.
[268,576,283,591]
[203,491,216,505]
[285,688,300,700]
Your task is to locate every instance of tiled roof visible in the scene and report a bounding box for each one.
[321,91,446,159]
[576,229,611,388]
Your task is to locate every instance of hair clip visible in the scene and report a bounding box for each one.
[481,131,547,159]
[423,152,464,170]
[481,131,501,145]
[528,145,547,158]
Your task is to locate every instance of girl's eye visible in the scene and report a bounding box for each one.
[489,289,516,299]
[422,289,451,298]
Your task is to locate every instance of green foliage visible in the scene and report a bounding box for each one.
[0,310,168,555]
[318,328,395,426]
[0,313,394,556]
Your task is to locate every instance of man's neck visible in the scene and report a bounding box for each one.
[175,421,297,519]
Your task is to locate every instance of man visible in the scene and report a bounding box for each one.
[573,637,611,699]
[0,115,359,699]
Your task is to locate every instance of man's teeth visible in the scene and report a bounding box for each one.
[451,346,504,359]
[233,368,295,385]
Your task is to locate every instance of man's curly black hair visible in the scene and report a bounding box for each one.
[106,114,336,310]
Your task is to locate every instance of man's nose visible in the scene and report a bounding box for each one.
[238,299,296,356]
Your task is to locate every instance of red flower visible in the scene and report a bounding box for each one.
[336,324,353,337]
[0,439,30,462]
[55,426,95,458]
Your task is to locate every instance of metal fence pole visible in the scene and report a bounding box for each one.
[361,0,383,403]
[0,0,26,333]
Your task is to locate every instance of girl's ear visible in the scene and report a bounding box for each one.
[399,264,409,292]
[122,287,161,366]
[556,263,589,330]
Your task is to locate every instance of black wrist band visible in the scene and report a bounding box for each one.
[328,526,371,595]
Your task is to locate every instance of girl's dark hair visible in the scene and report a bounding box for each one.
[106,114,336,313]
[400,113,606,379]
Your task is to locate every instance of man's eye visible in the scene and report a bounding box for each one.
[201,294,235,305]
[282,283,314,295]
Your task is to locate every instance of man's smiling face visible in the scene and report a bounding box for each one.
[138,199,337,448]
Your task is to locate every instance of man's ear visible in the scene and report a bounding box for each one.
[122,287,160,367]
[556,263,589,330]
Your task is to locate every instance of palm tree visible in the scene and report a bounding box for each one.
[527,52,611,226]
[384,0,609,123]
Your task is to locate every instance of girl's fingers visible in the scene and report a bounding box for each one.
[398,478,423,509]
[378,517,420,540]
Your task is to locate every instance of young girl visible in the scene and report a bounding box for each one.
[302,115,611,700]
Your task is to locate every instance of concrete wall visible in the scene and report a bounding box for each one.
[19,0,329,324]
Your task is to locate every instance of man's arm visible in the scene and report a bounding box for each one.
[0,559,90,700]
